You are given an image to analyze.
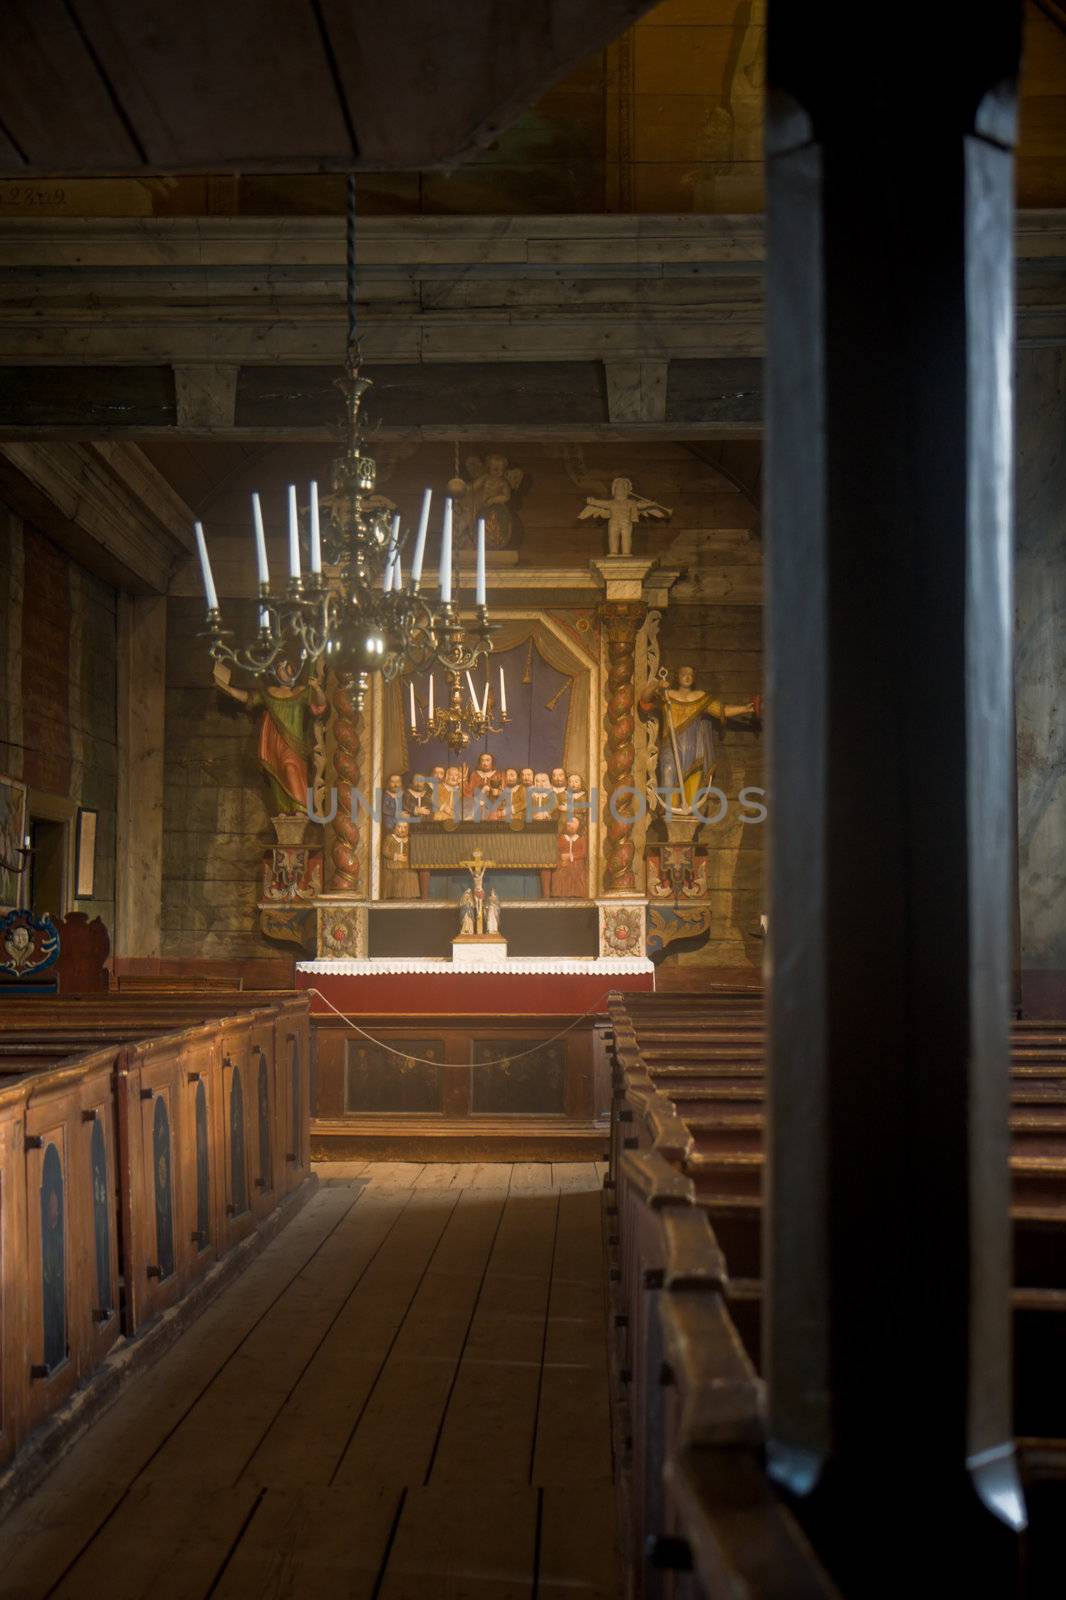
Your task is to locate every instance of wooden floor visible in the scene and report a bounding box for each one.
[0,1161,618,1600]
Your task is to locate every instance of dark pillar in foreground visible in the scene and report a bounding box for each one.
[763,7,1024,1590]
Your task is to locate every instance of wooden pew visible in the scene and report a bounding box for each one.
[113,974,244,993]
[606,990,1066,1597]
[0,992,313,1474]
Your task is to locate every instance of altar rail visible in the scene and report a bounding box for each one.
[0,994,312,1470]
[606,990,1066,1597]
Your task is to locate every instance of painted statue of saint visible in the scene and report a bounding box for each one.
[214,657,328,815]
[639,665,759,817]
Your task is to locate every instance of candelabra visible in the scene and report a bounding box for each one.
[410,658,510,755]
[192,353,497,713]
[191,178,497,713]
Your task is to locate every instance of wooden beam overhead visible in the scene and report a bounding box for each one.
[0,359,765,441]
[0,440,195,591]
[0,216,1059,380]
[0,1,659,176]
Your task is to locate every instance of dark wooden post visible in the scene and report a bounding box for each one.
[763,6,1025,1590]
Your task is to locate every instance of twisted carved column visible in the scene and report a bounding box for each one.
[600,601,646,894]
[329,675,364,892]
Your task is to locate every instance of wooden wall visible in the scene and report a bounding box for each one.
[1016,346,1066,1016]
[160,439,759,578]
[0,509,117,931]
[162,597,277,962]
[0,2,1060,218]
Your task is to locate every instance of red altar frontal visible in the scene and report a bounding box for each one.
[300,957,654,1161]
[296,959,655,1017]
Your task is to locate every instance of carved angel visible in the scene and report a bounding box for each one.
[450,452,524,548]
[579,476,671,556]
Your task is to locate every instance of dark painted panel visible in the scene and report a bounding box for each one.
[90,1119,112,1313]
[194,1079,210,1250]
[666,358,763,425]
[0,367,176,427]
[235,362,607,428]
[229,1067,248,1217]
[368,903,598,958]
[152,1097,175,1280]
[471,1037,566,1114]
[344,1037,444,1114]
[40,1142,66,1371]
[257,1055,272,1190]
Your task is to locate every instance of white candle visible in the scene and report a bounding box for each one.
[439,499,453,604]
[22,833,30,851]
[411,488,431,589]
[481,675,491,717]
[499,665,507,717]
[309,480,322,574]
[287,485,301,579]
[475,516,487,607]
[258,605,269,631]
[428,674,434,720]
[385,512,401,593]
[251,493,269,587]
[193,522,219,612]
[393,550,403,590]
[409,680,416,731]
[465,669,479,708]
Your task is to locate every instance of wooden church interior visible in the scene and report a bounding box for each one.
[0,1,1064,1595]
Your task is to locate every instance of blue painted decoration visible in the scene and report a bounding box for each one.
[153,1096,175,1280]
[90,1119,112,1314]
[40,1142,66,1371]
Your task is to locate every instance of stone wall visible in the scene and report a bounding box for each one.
[0,508,117,931]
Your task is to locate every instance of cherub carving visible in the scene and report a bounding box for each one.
[449,452,524,548]
[579,476,671,556]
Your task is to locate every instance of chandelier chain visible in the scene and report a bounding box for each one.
[346,173,358,354]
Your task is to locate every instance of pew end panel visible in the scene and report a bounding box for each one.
[248,1020,280,1222]
[121,1036,195,1330]
[73,1052,124,1373]
[276,1004,312,1193]
[23,1075,86,1427]
[219,1021,258,1252]
[0,1084,28,1467]
[177,1034,226,1277]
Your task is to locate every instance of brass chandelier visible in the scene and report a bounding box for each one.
[409,659,510,755]
[191,179,495,713]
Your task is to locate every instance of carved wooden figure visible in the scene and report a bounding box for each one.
[580,476,671,556]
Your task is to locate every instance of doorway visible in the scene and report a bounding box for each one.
[30,817,67,921]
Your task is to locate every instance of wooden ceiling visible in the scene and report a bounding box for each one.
[0,0,657,176]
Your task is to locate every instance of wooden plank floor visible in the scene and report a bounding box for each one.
[0,1162,617,1600]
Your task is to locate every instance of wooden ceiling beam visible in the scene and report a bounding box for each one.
[0,216,1059,373]
[0,440,195,591]
[0,358,765,440]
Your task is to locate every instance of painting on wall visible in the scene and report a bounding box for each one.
[74,808,98,900]
[0,776,27,909]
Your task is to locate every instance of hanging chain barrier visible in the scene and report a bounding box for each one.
[306,986,614,1070]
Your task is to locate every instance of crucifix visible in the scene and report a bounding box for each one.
[457,847,491,935]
